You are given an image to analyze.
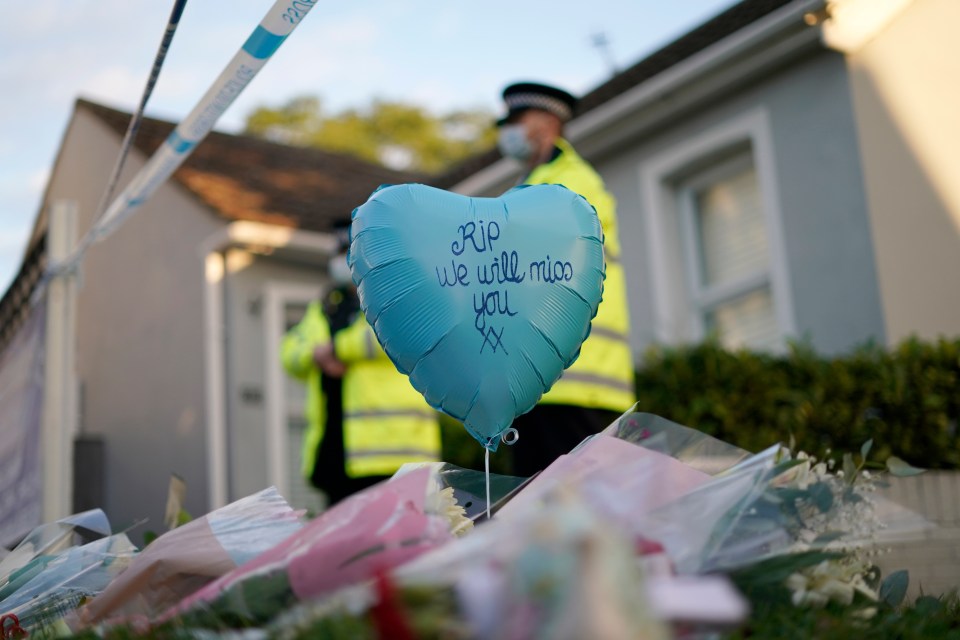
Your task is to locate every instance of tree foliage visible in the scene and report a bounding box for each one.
[243,95,497,174]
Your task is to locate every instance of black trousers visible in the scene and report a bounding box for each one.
[508,404,622,477]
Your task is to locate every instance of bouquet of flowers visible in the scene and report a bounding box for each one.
[221,408,930,638]
[392,461,528,521]
[10,409,926,639]
[0,532,136,633]
[242,417,756,639]
[595,408,931,613]
[74,485,304,629]
[216,487,679,640]
[0,508,112,591]
[0,509,128,634]
[153,466,471,630]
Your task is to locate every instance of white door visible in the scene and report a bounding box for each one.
[263,282,327,515]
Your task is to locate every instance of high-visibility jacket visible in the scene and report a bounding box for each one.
[281,301,330,478]
[281,301,441,479]
[523,137,636,412]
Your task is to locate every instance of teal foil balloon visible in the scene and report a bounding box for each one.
[349,183,605,450]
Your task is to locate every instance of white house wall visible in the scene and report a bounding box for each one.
[597,48,884,356]
[844,0,960,345]
[45,107,223,538]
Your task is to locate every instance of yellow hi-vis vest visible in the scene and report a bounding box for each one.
[281,302,441,479]
[333,314,441,476]
[280,301,329,478]
[524,138,636,412]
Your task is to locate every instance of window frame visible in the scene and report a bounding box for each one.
[263,281,323,504]
[639,108,795,350]
[677,151,773,344]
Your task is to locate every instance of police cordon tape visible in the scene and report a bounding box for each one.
[93,0,188,227]
[50,0,320,279]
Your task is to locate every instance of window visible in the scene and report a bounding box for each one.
[641,109,794,352]
[678,151,780,350]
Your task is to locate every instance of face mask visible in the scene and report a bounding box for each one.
[328,254,353,287]
[497,124,533,161]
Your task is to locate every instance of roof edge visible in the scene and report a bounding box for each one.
[198,220,339,257]
[451,0,825,194]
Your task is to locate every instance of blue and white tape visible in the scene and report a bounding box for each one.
[91,0,319,241]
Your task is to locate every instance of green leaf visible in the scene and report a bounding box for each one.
[913,595,944,615]
[176,508,193,527]
[843,452,857,484]
[813,531,846,545]
[879,569,909,606]
[809,481,834,513]
[886,456,925,477]
[772,458,807,475]
[860,438,873,462]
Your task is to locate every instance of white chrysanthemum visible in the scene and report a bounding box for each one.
[425,486,474,537]
[786,557,878,608]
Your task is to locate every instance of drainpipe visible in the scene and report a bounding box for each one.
[203,250,228,511]
[200,221,337,512]
[43,200,79,521]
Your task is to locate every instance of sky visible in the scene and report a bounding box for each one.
[0,0,738,295]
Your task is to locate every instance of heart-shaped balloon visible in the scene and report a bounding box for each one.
[348,183,605,450]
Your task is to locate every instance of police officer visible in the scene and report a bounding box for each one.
[496,81,636,476]
[282,243,441,504]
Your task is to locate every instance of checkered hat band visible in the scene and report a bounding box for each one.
[505,92,572,121]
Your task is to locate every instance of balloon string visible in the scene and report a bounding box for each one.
[485,448,491,520]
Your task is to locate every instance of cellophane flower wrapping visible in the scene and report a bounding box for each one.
[597,405,932,611]
[156,466,457,630]
[0,533,136,633]
[0,508,111,590]
[392,486,672,640]
[73,485,303,630]
[601,410,752,475]
[392,461,528,521]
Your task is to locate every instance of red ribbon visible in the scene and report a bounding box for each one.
[0,614,28,639]
[369,570,414,640]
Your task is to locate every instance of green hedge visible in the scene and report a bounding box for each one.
[440,336,960,472]
[634,336,960,469]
